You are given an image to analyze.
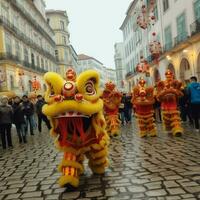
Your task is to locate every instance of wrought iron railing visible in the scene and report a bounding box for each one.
[9,0,55,46]
[0,52,47,73]
[125,71,136,79]
[0,16,56,63]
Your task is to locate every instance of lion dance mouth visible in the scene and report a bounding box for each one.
[42,69,109,188]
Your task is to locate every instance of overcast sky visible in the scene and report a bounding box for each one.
[46,0,132,68]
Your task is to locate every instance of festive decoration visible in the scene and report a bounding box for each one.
[136,0,156,29]
[31,76,41,92]
[132,78,157,137]
[136,56,150,76]
[42,69,109,188]
[18,70,25,91]
[156,69,183,136]
[102,81,122,137]
[149,32,162,63]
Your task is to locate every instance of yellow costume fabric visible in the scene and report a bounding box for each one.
[42,68,109,188]
[102,82,122,136]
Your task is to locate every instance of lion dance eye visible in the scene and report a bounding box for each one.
[85,81,96,95]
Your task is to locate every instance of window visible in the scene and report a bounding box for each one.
[154,4,158,21]
[13,15,19,28]
[164,25,172,50]
[60,20,65,30]
[47,18,50,24]
[23,47,29,63]
[15,40,21,59]
[194,0,200,20]
[62,36,67,45]
[45,60,48,70]
[163,0,169,12]
[36,55,40,67]
[2,4,9,19]
[5,33,12,53]
[176,12,187,41]
[41,58,44,69]
[55,50,59,61]
[31,53,35,67]
[64,49,68,62]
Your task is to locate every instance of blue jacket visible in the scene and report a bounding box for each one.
[188,82,200,104]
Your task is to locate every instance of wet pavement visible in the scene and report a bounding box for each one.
[0,120,200,200]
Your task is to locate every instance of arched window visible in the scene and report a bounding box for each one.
[167,63,176,78]
[180,58,191,83]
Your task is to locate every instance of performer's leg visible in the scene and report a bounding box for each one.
[58,151,84,187]
[147,115,157,137]
[87,144,109,174]
[162,112,172,133]
[137,117,147,137]
[171,111,183,136]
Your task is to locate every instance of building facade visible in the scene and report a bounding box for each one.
[78,54,106,88]
[0,0,58,95]
[46,10,75,78]
[104,67,117,85]
[69,45,79,73]
[114,42,126,91]
[120,0,200,91]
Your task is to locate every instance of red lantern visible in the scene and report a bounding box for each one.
[136,0,156,29]
[136,56,150,74]
[31,76,41,91]
[149,33,162,63]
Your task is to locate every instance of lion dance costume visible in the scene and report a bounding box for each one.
[42,68,109,188]
[156,69,183,136]
[102,82,122,136]
[132,78,157,137]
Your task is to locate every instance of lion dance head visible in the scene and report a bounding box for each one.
[43,69,109,188]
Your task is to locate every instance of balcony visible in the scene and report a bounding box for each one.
[174,32,188,46]
[9,0,55,46]
[125,71,136,79]
[0,16,56,63]
[190,18,200,36]
[0,52,47,74]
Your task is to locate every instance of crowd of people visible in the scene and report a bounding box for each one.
[0,76,200,150]
[118,76,200,132]
[0,94,51,149]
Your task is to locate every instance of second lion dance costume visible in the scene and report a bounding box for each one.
[102,81,122,136]
[156,69,183,136]
[132,78,157,137]
[42,69,109,188]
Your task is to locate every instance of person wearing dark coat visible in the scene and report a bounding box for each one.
[12,96,27,143]
[124,93,133,124]
[0,96,13,149]
[35,95,51,132]
[179,87,193,125]
[21,95,35,135]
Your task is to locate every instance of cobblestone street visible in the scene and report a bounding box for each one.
[0,121,200,200]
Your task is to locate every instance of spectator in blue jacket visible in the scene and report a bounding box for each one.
[188,76,200,132]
